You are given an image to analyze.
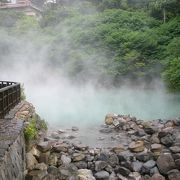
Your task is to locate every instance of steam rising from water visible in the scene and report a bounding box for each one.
[0,27,180,129]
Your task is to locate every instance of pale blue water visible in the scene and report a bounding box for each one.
[26,85,180,129]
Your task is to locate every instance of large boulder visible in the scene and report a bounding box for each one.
[77,169,95,180]
[156,153,176,175]
[37,141,51,152]
[151,174,165,180]
[129,141,145,153]
[94,171,109,180]
[73,153,86,162]
[95,161,108,172]
[168,169,180,180]
[105,113,117,125]
[26,152,38,170]
[160,133,175,147]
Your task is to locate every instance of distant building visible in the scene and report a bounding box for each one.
[0,0,44,16]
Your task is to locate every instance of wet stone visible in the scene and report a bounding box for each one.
[157,153,176,175]
[160,134,175,147]
[132,161,143,172]
[151,174,165,180]
[115,166,131,176]
[170,146,180,153]
[95,161,108,171]
[94,171,109,180]
[168,169,180,180]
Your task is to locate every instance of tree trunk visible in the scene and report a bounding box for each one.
[163,7,166,23]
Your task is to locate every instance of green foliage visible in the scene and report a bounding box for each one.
[24,118,38,142]
[0,1,179,91]
[163,57,180,91]
[24,115,47,142]
[0,10,23,28]
[14,16,40,34]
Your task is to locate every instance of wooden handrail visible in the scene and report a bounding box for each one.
[0,81,21,119]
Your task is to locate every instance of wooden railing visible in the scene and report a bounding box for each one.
[0,81,21,119]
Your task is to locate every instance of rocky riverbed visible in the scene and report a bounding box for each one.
[25,113,180,180]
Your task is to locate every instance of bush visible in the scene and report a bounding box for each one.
[24,118,38,142]
[24,115,47,142]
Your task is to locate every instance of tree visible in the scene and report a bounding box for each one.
[163,57,180,91]
[149,0,179,23]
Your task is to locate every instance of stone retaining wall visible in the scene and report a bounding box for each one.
[0,101,34,180]
[0,119,25,180]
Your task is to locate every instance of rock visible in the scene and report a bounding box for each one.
[118,151,134,162]
[168,169,180,180]
[129,172,141,180]
[97,152,109,161]
[26,152,38,170]
[77,169,95,180]
[117,173,128,180]
[108,154,119,167]
[37,141,51,152]
[140,175,151,180]
[128,130,138,136]
[173,119,180,126]
[105,114,117,125]
[39,151,50,164]
[141,160,156,174]
[175,159,180,169]
[160,133,175,147]
[150,134,160,144]
[109,172,118,180]
[151,144,162,156]
[30,146,41,158]
[72,126,79,131]
[57,129,66,134]
[158,131,168,138]
[94,171,109,180]
[26,170,47,180]
[138,129,146,137]
[129,141,145,153]
[105,165,113,173]
[42,174,56,180]
[98,137,105,141]
[144,126,156,135]
[48,153,58,166]
[132,161,143,172]
[112,119,120,127]
[95,161,108,171]
[50,132,60,139]
[170,146,180,153]
[47,166,59,176]
[59,168,73,179]
[151,174,165,180]
[74,161,88,169]
[86,155,94,162]
[72,153,85,162]
[136,152,152,162]
[73,143,88,151]
[66,135,76,139]
[53,143,69,152]
[120,161,133,172]
[150,167,159,176]
[34,163,48,171]
[112,145,126,153]
[115,166,131,176]
[156,153,176,175]
[87,162,95,170]
[99,128,113,134]
[61,154,71,165]
[172,153,180,159]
